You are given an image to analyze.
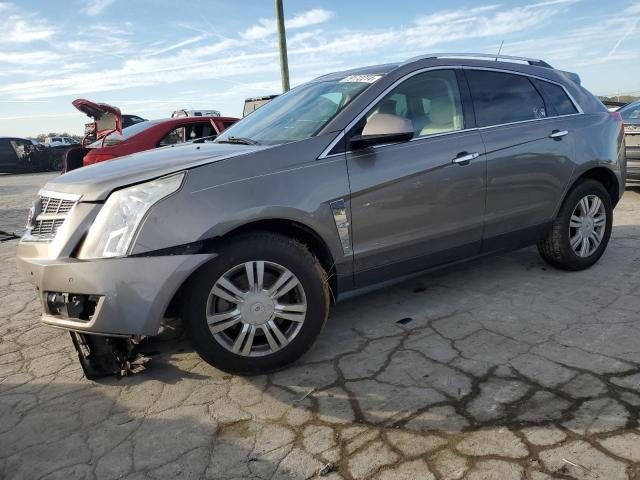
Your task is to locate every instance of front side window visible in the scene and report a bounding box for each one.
[466,70,547,127]
[364,69,464,139]
[216,77,378,145]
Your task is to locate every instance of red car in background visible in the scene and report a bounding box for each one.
[64,99,238,171]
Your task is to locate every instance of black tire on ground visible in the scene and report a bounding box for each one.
[537,179,613,271]
[182,232,330,374]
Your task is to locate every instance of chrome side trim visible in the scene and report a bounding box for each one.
[318,65,584,160]
[329,199,352,255]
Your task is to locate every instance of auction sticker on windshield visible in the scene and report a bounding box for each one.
[340,74,382,83]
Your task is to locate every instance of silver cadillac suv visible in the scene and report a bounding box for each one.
[16,53,626,376]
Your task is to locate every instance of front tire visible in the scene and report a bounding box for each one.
[537,179,613,271]
[182,232,330,374]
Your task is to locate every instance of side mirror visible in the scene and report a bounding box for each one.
[350,113,414,149]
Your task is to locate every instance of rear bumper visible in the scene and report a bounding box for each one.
[16,242,216,336]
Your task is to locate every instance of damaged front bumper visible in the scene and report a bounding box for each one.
[70,331,148,380]
[16,241,216,378]
[16,241,215,336]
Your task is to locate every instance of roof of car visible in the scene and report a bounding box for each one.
[312,53,578,86]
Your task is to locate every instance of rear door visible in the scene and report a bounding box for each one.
[345,69,487,285]
[464,69,576,249]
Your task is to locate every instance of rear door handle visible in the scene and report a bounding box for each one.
[452,152,479,165]
[549,130,569,139]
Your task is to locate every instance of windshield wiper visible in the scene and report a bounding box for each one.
[216,136,260,145]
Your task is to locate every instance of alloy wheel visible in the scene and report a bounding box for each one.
[569,194,606,258]
[206,261,307,357]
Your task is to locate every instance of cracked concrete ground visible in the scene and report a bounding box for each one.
[1,172,640,480]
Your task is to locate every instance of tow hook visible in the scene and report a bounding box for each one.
[70,332,149,380]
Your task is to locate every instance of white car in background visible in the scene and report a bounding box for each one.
[44,136,78,148]
[171,109,221,118]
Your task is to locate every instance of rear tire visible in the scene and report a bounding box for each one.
[537,179,613,271]
[182,232,330,374]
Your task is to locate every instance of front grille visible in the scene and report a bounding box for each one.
[26,191,80,241]
[31,218,66,237]
[40,196,76,215]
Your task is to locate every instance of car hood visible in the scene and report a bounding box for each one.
[73,98,122,138]
[45,142,268,201]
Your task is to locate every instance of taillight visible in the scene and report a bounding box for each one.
[609,111,624,134]
[609,111,623,121]
[86,154,116,165]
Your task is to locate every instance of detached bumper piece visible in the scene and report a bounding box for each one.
[70,332,149,380]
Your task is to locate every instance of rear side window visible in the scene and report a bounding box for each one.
[532,79,577,116]
[466,70,547,127]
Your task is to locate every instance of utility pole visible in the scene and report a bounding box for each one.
[275,0,290,92]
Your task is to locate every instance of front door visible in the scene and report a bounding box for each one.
[345,69,487,286]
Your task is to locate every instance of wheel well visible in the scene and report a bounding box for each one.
[164,219,338,318]
[576,167,620,207]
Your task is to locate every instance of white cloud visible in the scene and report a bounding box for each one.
[0,14,57,43]
[145,34,210,57]
[624,2,640,14]
[288,8,333,29]
[84,0,116,16]
[608,18,639,57]
[241,8,333,40]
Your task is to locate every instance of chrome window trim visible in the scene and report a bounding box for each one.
[318,65,584,160]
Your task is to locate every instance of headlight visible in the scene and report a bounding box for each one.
[78,172,184,259]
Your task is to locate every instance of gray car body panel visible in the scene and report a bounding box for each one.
[16,55,625,337]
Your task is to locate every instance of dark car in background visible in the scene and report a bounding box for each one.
[0,137,50,173]
[64,115,238,171]
[619,100,640,180]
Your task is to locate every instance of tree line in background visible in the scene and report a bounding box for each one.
[599,95,639,105]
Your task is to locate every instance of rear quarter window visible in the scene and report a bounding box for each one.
[466,70,548,127]
[532,79,578,116]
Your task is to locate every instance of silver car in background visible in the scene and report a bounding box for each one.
[16,53,625,377]
[618,100,640,179]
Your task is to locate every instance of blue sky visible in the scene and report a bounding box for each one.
[1,0,639,137]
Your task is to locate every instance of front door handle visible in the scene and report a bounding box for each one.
[550,129,569,139]
[452,152,479,165]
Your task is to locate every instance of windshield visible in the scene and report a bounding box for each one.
[89,120,157,147]
[216,77,380,145]
[620,102,640,121]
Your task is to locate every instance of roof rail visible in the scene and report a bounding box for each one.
[403,53,553,69]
